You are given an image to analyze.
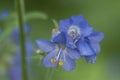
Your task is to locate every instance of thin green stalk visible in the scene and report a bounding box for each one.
[45,68,54,80]
[15,0,28,80]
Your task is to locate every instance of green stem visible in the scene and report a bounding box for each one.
[15,0,28,80]
[45,68,54,80]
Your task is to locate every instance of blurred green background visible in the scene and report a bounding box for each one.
[0,0,120,80]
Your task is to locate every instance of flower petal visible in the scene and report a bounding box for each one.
[52,32,66,44]
[11,24,31,44]
[88,31,104,42]
[24,24,31,35]
[43,49,58,67]
[71,15,93,37]
[59,15,93,37]
[9,66,22,80]
[71,15,88,25]
[25,40,34,64]
[66,48,81,59]
[36,39,56,52]
[77,39,95,56]
[59,19,72,33]
[0,10,9,19]
[10,40,33,80]
[62,54,76,71]
[80,25,93,37]
[90,42,100,55]
[66,35,76,49]
[85,56,97,64]
[0,28,2,34]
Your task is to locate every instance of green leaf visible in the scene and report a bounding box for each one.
[0,25,16,43]
[25,11,48,21]
[51,19,58,28]
[0,11,48,43]
[0,11,18,44]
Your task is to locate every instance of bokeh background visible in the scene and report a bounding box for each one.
[0,0,120,80]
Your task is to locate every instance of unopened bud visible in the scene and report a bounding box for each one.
[52,28,59,34]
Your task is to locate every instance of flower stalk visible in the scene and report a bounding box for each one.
[45,68,54,80]
[15,0,28,80]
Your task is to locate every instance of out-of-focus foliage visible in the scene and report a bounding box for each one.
[0,11,48,42]
[0,0,120,80]
[0,7,48,80]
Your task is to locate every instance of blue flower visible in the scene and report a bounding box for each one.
[11,24,31,44]
[59,15,104,63]
[77,31,104,56]
[36,33,80,71]
[0,10,9,20]
[0,28,2,34]
[85,56,97,64]
[59,15,93,49]
[77,31,104,63]
[9,24,34,80]
[9,40,34,80]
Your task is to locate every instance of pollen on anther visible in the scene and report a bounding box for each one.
[59,60,63,66]
[70,33,75,38]
[50,59,56,63]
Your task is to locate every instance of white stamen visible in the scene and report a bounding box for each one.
[68,25,81,38]
[56,48,62,61]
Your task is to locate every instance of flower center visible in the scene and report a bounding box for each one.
[67,26,81,48]
[68,25,81,39]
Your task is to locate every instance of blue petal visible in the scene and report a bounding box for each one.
[11,28,19,43]
[24,24,31,35]
[90,41,100,55]
[9,66,22,80]
[66,35,77,49]
[12,40,34,65]
[85,56,97,64]
[25,40,33,79]
[11,24,31,44]
[62,54,76,71]
[0,28,2,34]
[59,19,72,33]
[10,40,33,80]
[71,15,88,25]
[36,39,56,52]
[77,39,95,56]
[80,25,93,37]
[88,31,104,42]
[12,50,21,66]
[52,32,66,44]
[0,10,9,19]
[43,49,58,67]
[52,32,59,40]
[59,15,92,37]
[25,40,34,64]
[66,48,81,59]
[71,15,93,37]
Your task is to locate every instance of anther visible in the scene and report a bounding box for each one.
[59,60,63,66]
[70,33,75,38]
[68,25,81,38]
[50,59,56,63]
